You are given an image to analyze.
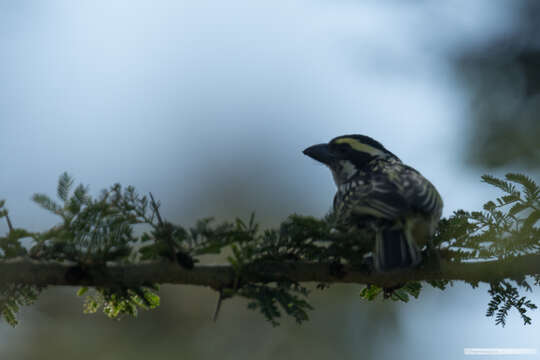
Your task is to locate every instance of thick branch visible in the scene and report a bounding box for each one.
[1,255,539,289]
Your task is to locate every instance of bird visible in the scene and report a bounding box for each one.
[303,134,443,272]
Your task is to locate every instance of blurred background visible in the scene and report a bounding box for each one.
[1,0,539,359]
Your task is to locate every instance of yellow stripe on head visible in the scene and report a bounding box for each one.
[334,138,386,157]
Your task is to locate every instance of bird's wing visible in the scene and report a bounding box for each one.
[399,165,443,220]
[335,164,442,221]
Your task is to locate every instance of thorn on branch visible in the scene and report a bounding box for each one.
[212,289,224,322]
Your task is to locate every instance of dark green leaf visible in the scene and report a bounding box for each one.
[57,172,74,202]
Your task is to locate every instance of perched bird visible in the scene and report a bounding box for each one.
[303,134,443,272]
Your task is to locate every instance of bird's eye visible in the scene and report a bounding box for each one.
[332,143,350,154]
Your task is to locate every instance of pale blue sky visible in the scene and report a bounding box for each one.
[1,1,537,358]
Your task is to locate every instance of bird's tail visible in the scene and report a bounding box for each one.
[374,223,421,272]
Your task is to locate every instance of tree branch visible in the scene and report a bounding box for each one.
[1,255,539,289]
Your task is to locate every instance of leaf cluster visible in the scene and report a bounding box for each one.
[79,285,160,319]
[435,173,540,326]
[30,173,149,264]
[0,283,43,327]
[0,200,44,326]
[441,174,539,260]
[219,212,381,325]
[486,280,537,326]
[0,172,539,328]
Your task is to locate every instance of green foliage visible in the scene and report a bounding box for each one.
[240,282,312,327]
[442,174,540,261]
[391,282,422,302]
[0,229,30,258]
[30,173,147,264]
[0,201,28,258]
[222,214,317,325]
[81,286,160,319]
[0,201,45,326]
[138,217,239,262]
[1,172,539,327]
[27,173,202,324]
[437,173,540,326]
[360,285,382,300]
[426,279,449,291]
[360,282,423,303]
[0,199,8,220]
[487,280,537,326]
[0,283,43,327]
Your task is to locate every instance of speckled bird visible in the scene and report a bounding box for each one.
[303,134,443,271]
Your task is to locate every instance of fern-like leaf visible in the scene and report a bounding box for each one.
[508,202,528,217]
[482,175,515,194]
[57,172,74,202]
[523,210,540,229]
[32,194,62,214]
[506,173,539,201]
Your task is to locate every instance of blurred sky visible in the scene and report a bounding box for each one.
[1,0,538,359]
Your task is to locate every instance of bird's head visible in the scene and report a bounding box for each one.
[303,134,399,186]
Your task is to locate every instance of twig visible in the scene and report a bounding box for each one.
[149,193,163,226]
[5,214,13,233]
[149,192,177,263]
[212,290,224,322]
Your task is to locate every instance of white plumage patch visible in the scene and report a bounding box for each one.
[330,160,359,187]
[340,160,357,181]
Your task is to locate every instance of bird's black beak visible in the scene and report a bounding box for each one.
[303,143,334,165]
